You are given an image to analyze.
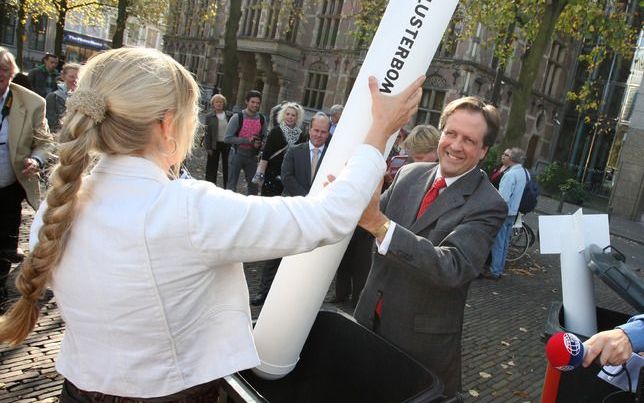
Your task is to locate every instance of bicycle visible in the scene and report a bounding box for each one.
[506,213,536,262]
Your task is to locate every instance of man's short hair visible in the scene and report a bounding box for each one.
[41,52,58,63]
[0,46,19,75]
[245,90,262,102]
[508,147,525,164]
[439,96,500,148]
[311,112,331,128]
[329,104,344,116]
[61,63,81,75]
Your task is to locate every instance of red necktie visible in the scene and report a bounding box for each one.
[416,177,447,218]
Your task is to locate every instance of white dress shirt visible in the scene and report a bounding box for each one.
[30,145,385,398]
[0,86,16,187]
[308,141,325,161]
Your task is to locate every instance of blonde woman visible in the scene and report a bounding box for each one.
[402,124,440,163]
[253,102,305,196]
[203,93,232,187]
[0,47,424,401]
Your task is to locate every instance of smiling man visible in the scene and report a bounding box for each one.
[354,96,507,398]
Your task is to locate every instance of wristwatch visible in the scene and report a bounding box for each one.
[372,219,390,239]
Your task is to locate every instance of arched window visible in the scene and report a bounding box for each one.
[415,75,447,128]
[241,0,262,37]
[315,0,343,49]
[303,62,328,109]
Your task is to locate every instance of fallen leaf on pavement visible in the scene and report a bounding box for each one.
[501,341,510,346]
[513,390,530,398]
[469,390,479,397]
[519,327,528,332]
[479,371,492,378]
[508,360,516,366]
[501,363,508,369]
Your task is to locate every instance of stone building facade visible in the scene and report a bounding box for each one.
[164,0,578,168]
[609,31,644,221]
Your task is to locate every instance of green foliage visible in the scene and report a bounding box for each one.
[481,146,501,175]
[537,162,587,204]
[350,0,387,46]
[466,0,636,117]
[559,178,587,204]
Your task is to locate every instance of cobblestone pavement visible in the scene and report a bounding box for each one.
[0,149,639,402]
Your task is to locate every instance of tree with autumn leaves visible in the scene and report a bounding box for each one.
[356,0,638,148]
[0,0,169,67]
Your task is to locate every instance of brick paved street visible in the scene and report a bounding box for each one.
[0,148,640,402]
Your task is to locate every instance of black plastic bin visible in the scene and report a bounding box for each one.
[541,244,644,402]
[544,301,633,403]
[219,309,446,403]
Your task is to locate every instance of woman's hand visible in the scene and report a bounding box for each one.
[364,75,425,152]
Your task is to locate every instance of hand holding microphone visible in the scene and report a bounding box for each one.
[546,330,634,371]
[583,328,633,368]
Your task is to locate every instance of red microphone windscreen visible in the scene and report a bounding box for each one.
[545,332,584,371]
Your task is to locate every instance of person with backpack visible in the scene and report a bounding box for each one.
[487,147,528,279]
[224,90,267,195]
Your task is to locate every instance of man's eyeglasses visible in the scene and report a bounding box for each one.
[502,152,510,157]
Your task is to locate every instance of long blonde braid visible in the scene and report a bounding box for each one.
[0,47,200,345]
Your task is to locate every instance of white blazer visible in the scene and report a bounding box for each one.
[30,145,385,398]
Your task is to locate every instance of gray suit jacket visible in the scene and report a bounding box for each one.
[281,143,325,196]
[354,162,506,396]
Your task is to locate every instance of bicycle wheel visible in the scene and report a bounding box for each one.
[524,222,536,247]
[506,226,529,262]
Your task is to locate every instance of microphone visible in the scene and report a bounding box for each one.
[541,332,585,403]
[545,332,585,372]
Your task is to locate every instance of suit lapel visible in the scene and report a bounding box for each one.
[410,168,481,233]
[299,145,311,183]
[7,86,26,165]
[396,165,436,229]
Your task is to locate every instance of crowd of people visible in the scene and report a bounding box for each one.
[0,44,640,402]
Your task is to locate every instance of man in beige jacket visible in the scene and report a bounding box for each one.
[0,47,53,302]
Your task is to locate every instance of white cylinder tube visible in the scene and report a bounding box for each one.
[252,0,460,379]
[560,247,597,337]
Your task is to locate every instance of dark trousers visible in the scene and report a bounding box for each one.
[257,258,281,297]
[227,148,258,195]
[335,228,374,306]
[205,142,229,188]
[0,181,26,253]
[60,378,221,403]
[0,181,26,311]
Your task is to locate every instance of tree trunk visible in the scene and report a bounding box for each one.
[54,0,67,57]
[502,0,567,148]
[490,22,516,107]
[221,0,242,105]
[0,1,7,40]
[112,0,129,48]
[15,0,26,69]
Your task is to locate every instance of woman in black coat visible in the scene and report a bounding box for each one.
[251,102,305,305]
[253,102,305,196]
